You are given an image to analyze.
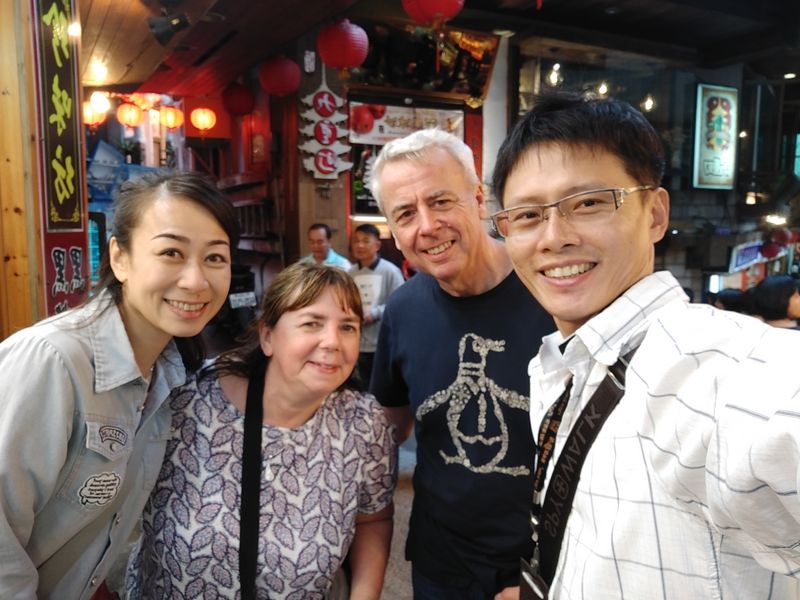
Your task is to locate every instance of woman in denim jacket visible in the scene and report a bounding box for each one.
[0,171,238,600]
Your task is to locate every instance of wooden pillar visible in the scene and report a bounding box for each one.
[0,0,43,340]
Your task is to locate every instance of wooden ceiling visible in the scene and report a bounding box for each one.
[79,0,800,97]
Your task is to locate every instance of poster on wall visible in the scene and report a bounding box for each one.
[31,0,88,314]
[692,83,739,190]
[348,102,464,144]
[349,102,465,214]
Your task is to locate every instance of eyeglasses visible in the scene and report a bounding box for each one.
[490,185,653,238]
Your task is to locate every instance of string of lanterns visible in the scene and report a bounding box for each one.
[82,91,218,134]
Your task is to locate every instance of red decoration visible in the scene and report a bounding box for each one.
[116,102,143,128]
[190,107,217,132]
[770,227,793,245]
[349,104,375,135]
[222,83,255,116]
[792,230,800,244]
[401,0,464,25]
[313,121,338,145]
[258,56,301,96]
[367,104,387,119]
[316,19,369,70]
[159,106,184,130]
[82,101,106,128]
[760,241,782,259]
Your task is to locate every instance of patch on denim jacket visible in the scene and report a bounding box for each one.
[86,421,132,460]
[78,471,121,505]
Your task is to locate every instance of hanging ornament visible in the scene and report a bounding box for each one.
[770,227,793,245]
[159,106,184,130]
[82,101,107,128]
[116,102,143,128]
[401,0,464,27]
[190,107,217,133]
[258,56,301,96]
[759,241,782,259]
[222,83,255,116]
[316,19,369,78]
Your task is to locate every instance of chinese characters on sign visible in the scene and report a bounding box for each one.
[298,69,353,180]
[692,83,739,190]
[33,0,88,313]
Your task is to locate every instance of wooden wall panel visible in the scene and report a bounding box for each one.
[0,0,43,340]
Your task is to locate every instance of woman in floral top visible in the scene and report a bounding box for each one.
[127,262,396,599]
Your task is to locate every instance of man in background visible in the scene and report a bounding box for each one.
[349,223,404,385]
[300,222,351,270]
[369,129,554,599]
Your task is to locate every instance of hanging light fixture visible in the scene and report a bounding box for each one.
[401,0,464,27]
[89,91,111,114]
[159,105,184,130]
[190,107,217,133]
[82,101,107,128]
[116,102,144,128]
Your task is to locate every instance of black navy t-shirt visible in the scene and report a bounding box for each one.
[370,271,555,594]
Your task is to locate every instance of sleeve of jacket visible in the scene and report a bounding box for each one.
[0,333,75,599]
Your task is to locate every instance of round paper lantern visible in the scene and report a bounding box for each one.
[190,107,217,132]
[316,19,369,70]
[82,101,107,128]
[258,56,301,96]
[222,83,255,116]
[159,106,184,130]
[760,241,782,259]
[116,102,143,128]
[401,0,464,25]
[350,104,375,135]
[770,227,793,245]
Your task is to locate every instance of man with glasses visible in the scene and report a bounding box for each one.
[369,129,554,599]
[492,90,800,598]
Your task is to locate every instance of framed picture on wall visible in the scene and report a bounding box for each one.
[692,83,739,189]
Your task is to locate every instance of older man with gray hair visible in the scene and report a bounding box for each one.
[368,129,554,599]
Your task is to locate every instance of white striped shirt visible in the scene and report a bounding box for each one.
[530,271,800,599]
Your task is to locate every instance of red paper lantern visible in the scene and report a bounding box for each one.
[401,0,464,25]
[350,104,375,135]
[760,241,782,259]
[258,56,301,96]
[770,227,793,245]
[116,102,143,128]
[159,106,184,130]
[82,101,106,128]
[190,107,217,132]
[222,83,255,116]
[316,19,369,70]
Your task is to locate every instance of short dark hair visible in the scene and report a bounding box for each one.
[714,288,756,315]
[309,223,332,239]
[354,223,380,239]
[492,90,665,207]
[753,275,799,321]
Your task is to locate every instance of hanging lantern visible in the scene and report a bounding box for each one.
[159,106,184,130]
[116,102,143,128]
[222,83,255,116]
[401,0,464,26]
[190,107,217,132]
[759,241,782,259]
[770,227,793,245]
[258,56,301,96]
[82,101,107,128]
[316,19,369,73]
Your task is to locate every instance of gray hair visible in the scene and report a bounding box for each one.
[369,129,480,212]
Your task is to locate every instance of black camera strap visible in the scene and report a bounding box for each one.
[530,348,637,586]
[240,361,266,600]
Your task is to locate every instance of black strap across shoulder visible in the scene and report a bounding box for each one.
[533,349,637,585]
[240,361,266,600]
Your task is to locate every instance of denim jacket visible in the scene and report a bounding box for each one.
[0,292,185,600]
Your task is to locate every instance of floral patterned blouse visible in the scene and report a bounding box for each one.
[126,371,396,599]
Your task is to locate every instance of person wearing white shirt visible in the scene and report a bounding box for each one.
[490,90,800,598]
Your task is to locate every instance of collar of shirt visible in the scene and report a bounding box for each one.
[358,256,381,270]
[77,291,185,393]
[532,271,687,407]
